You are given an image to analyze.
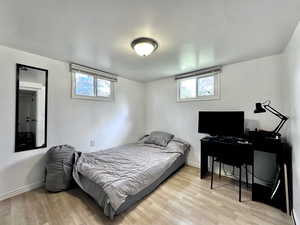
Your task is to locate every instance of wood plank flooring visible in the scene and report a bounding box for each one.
[0,166,292,225]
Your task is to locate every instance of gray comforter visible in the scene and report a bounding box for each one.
[73,140,188,212]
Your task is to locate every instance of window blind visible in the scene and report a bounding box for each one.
[174,65,222,80]
[70,63,118,82]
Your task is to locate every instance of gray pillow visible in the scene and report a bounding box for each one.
[144,131,174,147]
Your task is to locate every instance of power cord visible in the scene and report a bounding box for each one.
[208,161,274,185]
[224,164,274,185]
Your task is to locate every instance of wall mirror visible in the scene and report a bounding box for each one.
[15,64,48,152]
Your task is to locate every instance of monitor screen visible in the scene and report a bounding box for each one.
[198,111,244,137]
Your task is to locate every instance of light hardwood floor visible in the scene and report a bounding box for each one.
[0,166,292,225]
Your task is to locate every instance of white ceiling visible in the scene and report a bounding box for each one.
[0,0,299,82]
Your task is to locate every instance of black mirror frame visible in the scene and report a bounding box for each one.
[15,63,48,152]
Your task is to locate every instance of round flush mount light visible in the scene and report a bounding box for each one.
[131,37,158,56]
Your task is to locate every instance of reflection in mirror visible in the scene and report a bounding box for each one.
[15,64,48,152]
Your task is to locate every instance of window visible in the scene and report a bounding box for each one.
[75,72,94,97]
[97,78,111,97]
[177,73,220,101]
[179,78,197,99]
[72,71,114,101]
[197,75,215,96]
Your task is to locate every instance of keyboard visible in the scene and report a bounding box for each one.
[207,136,249,144]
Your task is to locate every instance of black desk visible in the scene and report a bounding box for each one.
[200,136,289,212]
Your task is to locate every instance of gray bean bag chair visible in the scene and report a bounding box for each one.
[45,145,76,192]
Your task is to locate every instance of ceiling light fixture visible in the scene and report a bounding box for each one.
[131,37,158,56]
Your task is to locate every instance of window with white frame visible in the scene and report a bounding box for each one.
[71,64,117,101]
[177,72,220,101]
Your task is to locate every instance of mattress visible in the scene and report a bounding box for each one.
[73,140,189,219]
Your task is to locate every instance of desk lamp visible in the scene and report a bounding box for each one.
[254,100,288,138]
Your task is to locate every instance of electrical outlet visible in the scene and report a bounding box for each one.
[90,140,95,147]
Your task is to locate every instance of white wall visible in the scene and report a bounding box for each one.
[145,55,283,183]
[0,45,145,200]
[282,22,300,224]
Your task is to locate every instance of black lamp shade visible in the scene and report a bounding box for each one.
[254,103,266,113]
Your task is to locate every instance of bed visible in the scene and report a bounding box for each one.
[72,137,190,219]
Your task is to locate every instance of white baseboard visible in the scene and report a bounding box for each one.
[0,180,44,201]
[187,160,199,168]
[292,208,299,225]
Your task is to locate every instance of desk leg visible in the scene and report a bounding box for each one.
[211,157,214,189]
[246,166,248,188]
[239,165,242,202]
[252,162,254,200]
[200,142,208,179]
[284,164,290,214]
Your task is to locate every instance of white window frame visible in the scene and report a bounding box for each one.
[71,71,115,101]
[177,72,220,102]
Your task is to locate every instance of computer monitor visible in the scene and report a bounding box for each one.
[198,111,244,137]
